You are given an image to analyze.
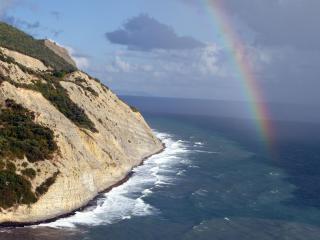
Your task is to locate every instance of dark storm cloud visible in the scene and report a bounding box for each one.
[106,14,205,51]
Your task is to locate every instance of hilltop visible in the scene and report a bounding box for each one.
[0,22,76,72]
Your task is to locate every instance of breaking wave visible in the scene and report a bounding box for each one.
[38,131,189,228]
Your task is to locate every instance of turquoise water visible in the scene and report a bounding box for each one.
[1,100,320,239]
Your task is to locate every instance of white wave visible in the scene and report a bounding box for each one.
[194,150,220,154]
[142,189,153,197]
[269,172,281,176]
[177,170,186,176]
[192,188,208,197]
[38,131,189,229]
[188,165,200,169]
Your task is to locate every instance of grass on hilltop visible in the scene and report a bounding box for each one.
[0,22,76,72]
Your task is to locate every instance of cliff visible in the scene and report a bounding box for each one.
[0,23,163,224]
[43,40,77,68]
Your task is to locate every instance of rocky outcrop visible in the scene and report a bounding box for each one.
[0,47,163,224]
[43,40,77,68]
[0,47,48,72]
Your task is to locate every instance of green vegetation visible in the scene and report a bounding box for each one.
[0,53,97,132]
[0,161,4,170]
[0,98,60,208]
[36,172,59,196]
[0,50,15,65]
[52,70,67,78]
[85,74,110,93]
[21,162,28,168]
[75,77,99,97]
[0,99,58,163]
[130,105,139,113]
[0,22,76,72]
[85,86,99,97]
[21,168,36,179]
[0,50,33,77]
[0,170,37,209]
[0,24,102,208]
[31,79,97,132]
[0,99,61,209]
[0,35,97,132]
[75,77,86,84]
[6,162,16,172]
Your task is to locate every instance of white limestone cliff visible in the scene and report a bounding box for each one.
[0,47,163,224]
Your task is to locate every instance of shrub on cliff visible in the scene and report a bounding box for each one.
[32,80,97,132]
[0,170,37,209]
[0,99,58,162]
[130,105,139,113]
[21,168,36,179]
[0,100,61,209]
[35,172,59,196]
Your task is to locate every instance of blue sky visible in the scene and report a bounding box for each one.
[6,1,213,57]
[1,0,319,104]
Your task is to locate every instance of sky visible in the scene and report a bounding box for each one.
[0,0,319,104]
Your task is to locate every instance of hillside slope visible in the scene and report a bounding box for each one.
[43,39,77,68]
[0,24,163,224]
[0,22,76,72]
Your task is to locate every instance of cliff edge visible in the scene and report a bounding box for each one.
[43,39,77,68]
[0,22,163,224]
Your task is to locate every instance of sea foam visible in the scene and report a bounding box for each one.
[38,131,189,229]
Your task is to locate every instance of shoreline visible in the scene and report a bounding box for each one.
[0,142,166,228]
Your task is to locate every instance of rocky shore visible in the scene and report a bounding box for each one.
[0,28,163,224]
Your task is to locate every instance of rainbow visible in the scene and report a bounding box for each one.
[203,0,274,149]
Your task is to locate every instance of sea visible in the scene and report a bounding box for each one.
[1,96,320,240]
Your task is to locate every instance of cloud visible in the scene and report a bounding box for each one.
[0,1,41,32]
[0,1,62,38]
[161,0,320,104]
[106,14,205,51]
[106,54,155,74]
[64,46,90,69]
[100,32,320,103]
[181,0,320,50]
[226,0,320,50]
[106,56,132,73]
[105,44,224,77]
[2,15,40,30]
[93,1,320,104]
[95,43,247,100]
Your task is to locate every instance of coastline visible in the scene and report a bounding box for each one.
[0,142,166,228]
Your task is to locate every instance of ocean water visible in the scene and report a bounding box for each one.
[1,97,320,240]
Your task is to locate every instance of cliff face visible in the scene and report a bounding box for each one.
[0,45,162,223]
[43,40,77,68]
